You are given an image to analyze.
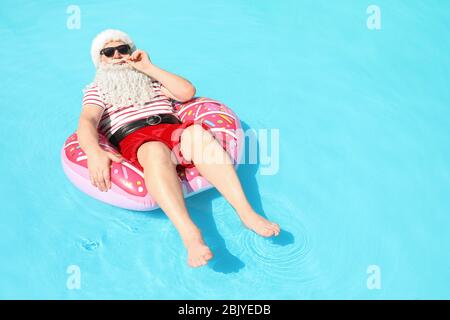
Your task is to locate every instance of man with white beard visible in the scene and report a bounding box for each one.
[93,62,159,111]
[77,29,280,268]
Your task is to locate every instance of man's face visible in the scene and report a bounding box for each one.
[94,42,156,108]
[99,40,131,65]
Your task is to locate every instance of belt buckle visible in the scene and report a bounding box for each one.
[146,114,162,126]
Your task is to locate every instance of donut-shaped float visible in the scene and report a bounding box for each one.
[61,97,243,211]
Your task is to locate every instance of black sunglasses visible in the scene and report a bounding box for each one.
[100,44,131,57]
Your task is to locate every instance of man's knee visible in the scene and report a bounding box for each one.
[186,124,212,140]
[180,124,214,161]
[137,141,173,166]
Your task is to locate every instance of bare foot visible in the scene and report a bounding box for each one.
[183,233,214,268]
[240,210,281,237]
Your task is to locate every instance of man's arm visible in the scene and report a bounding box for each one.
[143,64,196,102]
[160,83,195,102]
[125,49,196,102]
[77,104,104,155]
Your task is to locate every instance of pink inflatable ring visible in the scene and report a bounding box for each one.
[61,97,243,211]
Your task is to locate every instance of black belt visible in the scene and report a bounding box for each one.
[109,113,182,148]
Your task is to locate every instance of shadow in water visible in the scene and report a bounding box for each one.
[269,229,295,246]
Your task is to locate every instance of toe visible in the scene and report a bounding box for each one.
[197,258,206,267]
[261,227,274,237]
[204,251,213,260]
[189,256,202,268]
[269,222,280,233]
[270,224,280,235]
[192,259,200,268]
[267,226,278,237]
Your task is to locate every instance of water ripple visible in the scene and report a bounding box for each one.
[79,238,100,251]
[236,193,321,287]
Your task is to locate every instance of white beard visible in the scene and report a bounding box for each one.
[93,62,158,111]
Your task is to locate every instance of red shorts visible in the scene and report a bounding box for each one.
[117,120,212,172]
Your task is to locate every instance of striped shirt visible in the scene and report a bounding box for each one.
[82,80,178,139]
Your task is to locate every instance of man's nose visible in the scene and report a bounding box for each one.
[113,49,122,59]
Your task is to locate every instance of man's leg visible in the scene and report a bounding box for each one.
[137,140,213,267]
[180,125,280,237]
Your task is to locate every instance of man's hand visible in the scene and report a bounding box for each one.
[126,50,196,102]
[87,149,124,192]
[125,49,154,74]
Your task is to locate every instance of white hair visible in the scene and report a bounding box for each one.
[92,62,158,111]
[91,29,136,68]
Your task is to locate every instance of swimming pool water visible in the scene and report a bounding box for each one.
[0,0,449,299]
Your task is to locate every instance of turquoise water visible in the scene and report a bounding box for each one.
[1,0,449,299]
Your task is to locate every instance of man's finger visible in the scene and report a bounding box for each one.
[89,172,96,186]
[134,51,142,60]
[92,174,99,189]
[102,169,111,190]
[94,173,105,191]
[97,179,107,192]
